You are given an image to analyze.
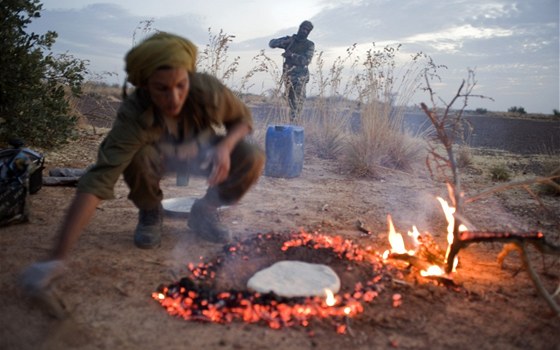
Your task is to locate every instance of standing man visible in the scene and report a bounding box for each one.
[269,20,315,123]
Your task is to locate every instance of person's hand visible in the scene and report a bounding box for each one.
[207,144,231,186]
[20,260,69,318]
[20,260,67,296]
[282,51,293,59]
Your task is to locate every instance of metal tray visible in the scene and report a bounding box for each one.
[162,197,197,218]
[162,197,228,218]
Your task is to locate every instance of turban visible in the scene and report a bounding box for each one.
[125,32,198,86]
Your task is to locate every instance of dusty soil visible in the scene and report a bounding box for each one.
[1,114,559,350]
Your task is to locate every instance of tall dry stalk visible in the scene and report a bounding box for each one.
[197,28,240,84]
[304,46,361,159]
[340,44,434,176]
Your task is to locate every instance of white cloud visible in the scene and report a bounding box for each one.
[470,2,520,20]
[402,24,513,53]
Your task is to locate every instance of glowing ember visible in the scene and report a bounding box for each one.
[152,231,387,334]
[392,293,402,308]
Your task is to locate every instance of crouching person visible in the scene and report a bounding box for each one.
[20,32,265,302]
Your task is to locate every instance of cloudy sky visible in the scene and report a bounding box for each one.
[30,0,559,113]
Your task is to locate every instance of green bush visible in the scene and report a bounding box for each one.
[490,165,511,182]
[507,106,527,115]
[0,0,88,148]
[475,108,487,114]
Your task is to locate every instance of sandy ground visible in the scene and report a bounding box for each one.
[1,118,560,350]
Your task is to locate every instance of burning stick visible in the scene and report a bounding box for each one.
[386,253,457,287]
[446,230,560,273]
[356,220,372,235]
[387,253,432,271]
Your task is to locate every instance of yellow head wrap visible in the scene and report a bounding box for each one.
[125,32,198,86]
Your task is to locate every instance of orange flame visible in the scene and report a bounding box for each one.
[324,289,336,307]
[436,197,467,271]
[383,214,418,259]
[420,265,444,277]
[384,197,469,276]
[387,214,406,254]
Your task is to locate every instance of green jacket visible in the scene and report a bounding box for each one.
[77,72,253,200]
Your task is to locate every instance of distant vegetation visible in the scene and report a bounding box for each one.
[508,106,527,115]
[0,0,88,148]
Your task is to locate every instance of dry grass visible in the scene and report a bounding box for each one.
[489,164,512,182]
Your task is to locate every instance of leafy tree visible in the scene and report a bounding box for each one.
[0,0,88,148]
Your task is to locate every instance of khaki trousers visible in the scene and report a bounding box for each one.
[123,136,264,210]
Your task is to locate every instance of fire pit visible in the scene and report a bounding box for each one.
[152,231,395,334]
[153,193,559,333]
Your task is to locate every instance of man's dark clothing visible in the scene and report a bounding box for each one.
[269,32,315,122]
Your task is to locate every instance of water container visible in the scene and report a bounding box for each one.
[264,125,304,178]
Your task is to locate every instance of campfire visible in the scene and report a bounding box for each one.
[152,198,473,334]
[153,188,559,332]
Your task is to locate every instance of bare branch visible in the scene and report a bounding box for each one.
[465,175,560,204]
[520,243,560,316]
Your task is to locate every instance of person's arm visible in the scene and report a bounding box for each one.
[269,35,292,49]
[20,191,101,295]
[21,95,146,293]
[208,122,251,186]
[52,192,101,260]
[285,41,315,67]
[192,73,254,186]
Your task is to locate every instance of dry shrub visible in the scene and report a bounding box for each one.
[539,165,560,196]
[490,164,511,181]
[345,100,426,177]
[333,46,432,176]
[456,146,474,169]
[303,97,354,159]
[301,44,433,169]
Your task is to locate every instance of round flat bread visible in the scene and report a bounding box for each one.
[247,261,340,298]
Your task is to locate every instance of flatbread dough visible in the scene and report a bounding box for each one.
[247,261,340,298]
